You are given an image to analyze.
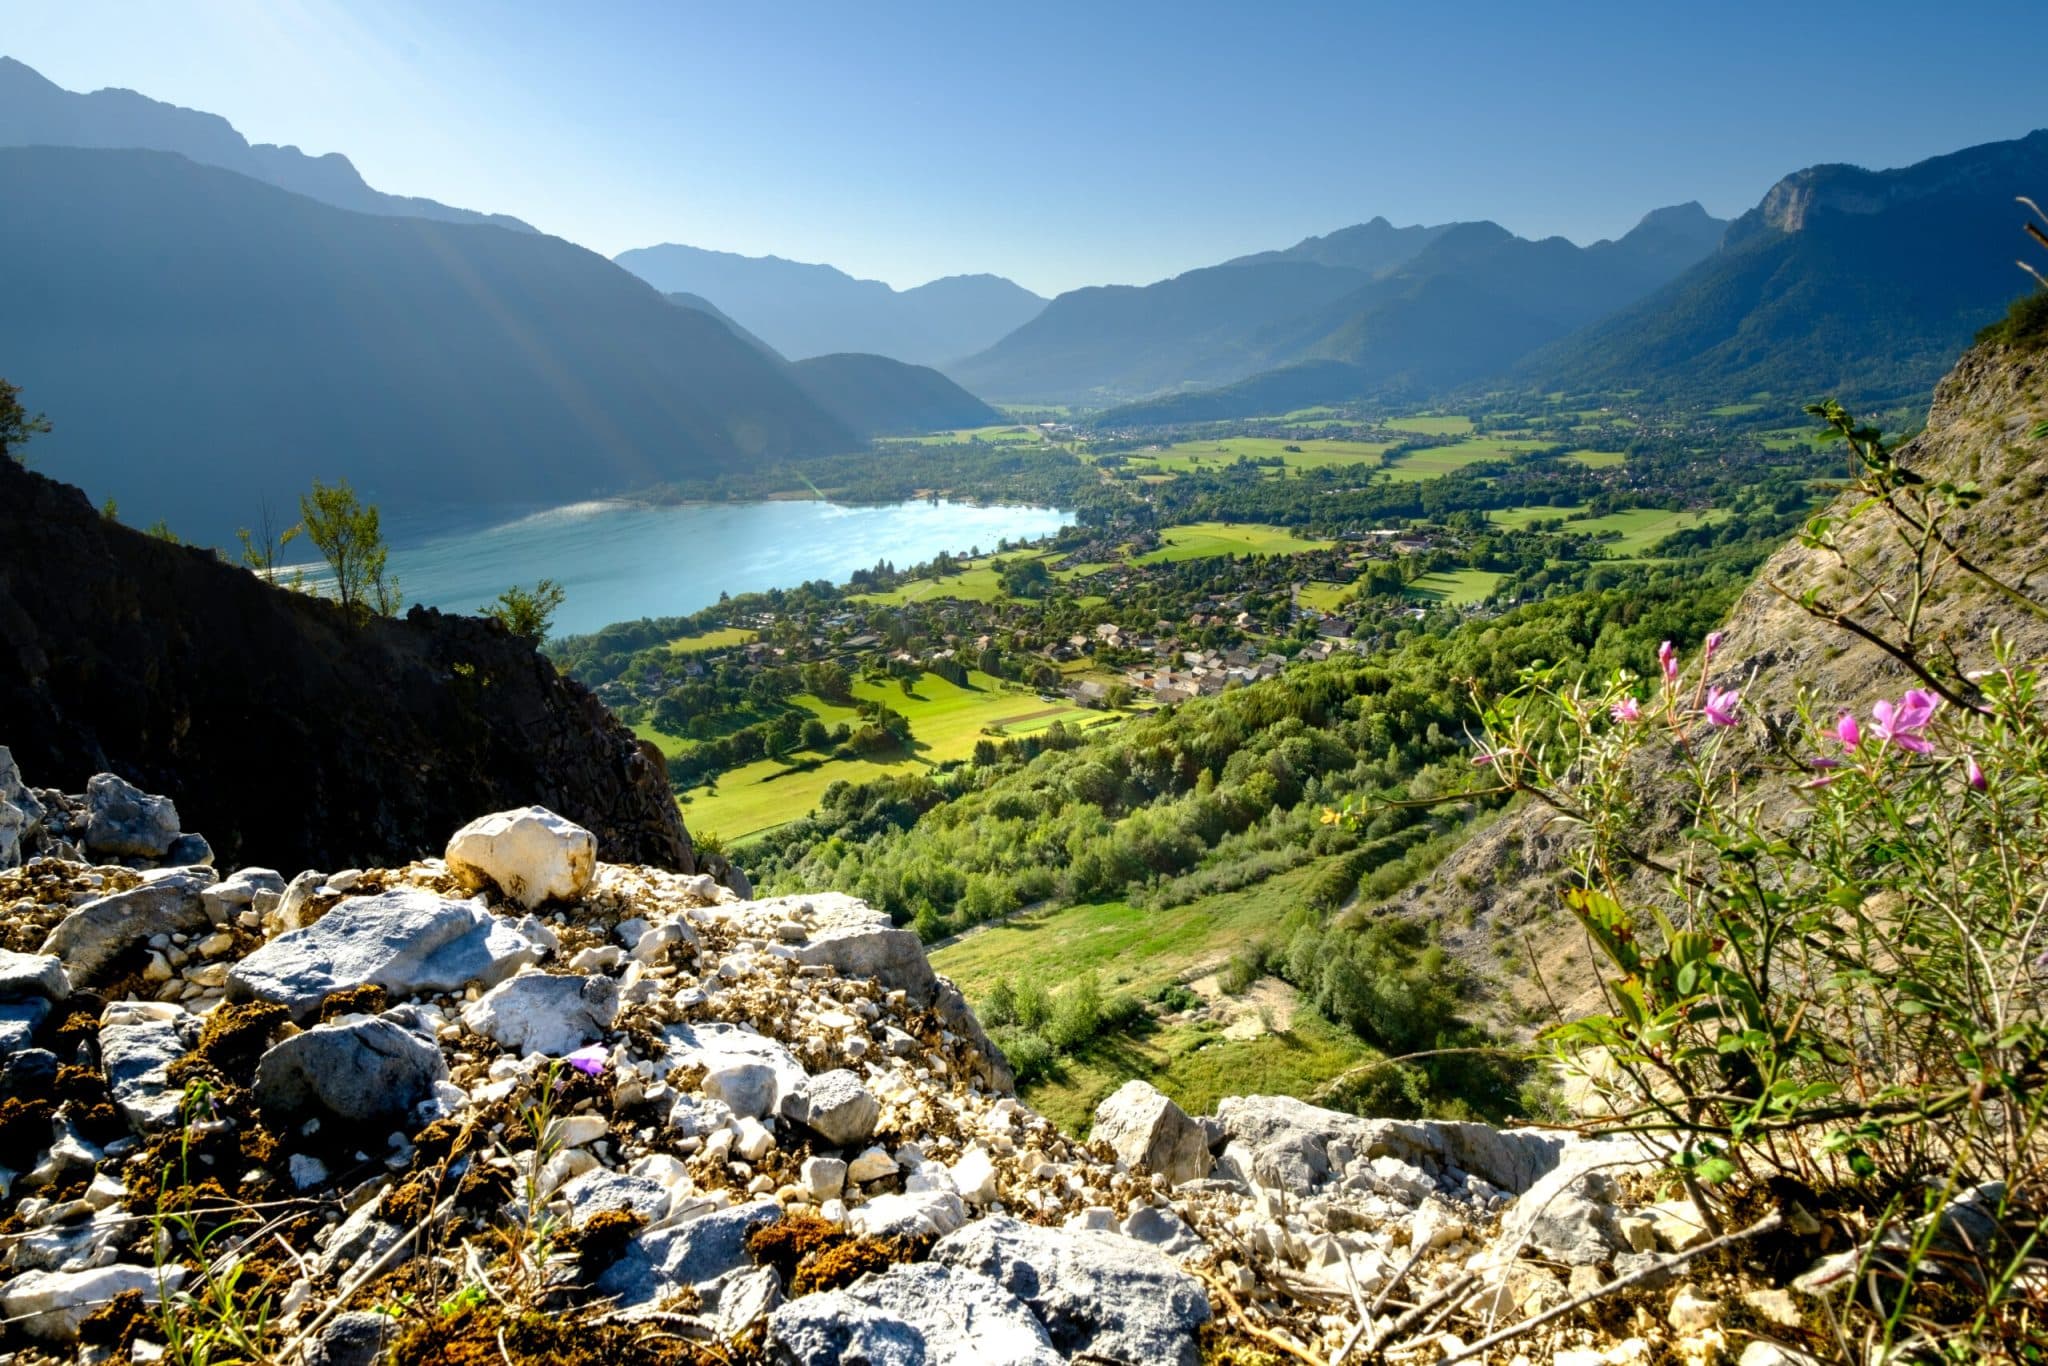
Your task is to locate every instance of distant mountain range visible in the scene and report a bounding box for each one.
[0,56,533,232]
[1522,130,2048,405]
[613,243,1046,365]
[955,204,1728,410]
[0,146,857,547]
[663,293,1002,435]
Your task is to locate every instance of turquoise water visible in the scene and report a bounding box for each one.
[317,498,1071,638]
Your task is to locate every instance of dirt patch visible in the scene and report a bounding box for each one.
[1188,974,1298,1039]
[386,1303,725,1366]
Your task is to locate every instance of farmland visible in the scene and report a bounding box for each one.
[1133,522,1333,563]
[678,668,1110,843]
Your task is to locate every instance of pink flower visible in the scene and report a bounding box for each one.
[1472,752,1495,766]
[1834,712,1862,748]
[1966,755,1987,791]
[1703,687,1740,727]
[1611,697,1642,724]
[565,1045,609,1077]
[1870,689,1939,754]
[1658,640,1679,686]
[1704,631,1725,659]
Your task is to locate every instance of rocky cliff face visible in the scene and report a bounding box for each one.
[0,780,1820,1365]
[0,458,692,873]
[1409,331,2048,1023]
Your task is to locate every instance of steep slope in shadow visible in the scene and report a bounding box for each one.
[0,458,695,874]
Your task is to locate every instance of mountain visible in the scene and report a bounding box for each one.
[946,259,1378,405]
[0,55,534,232]
[613,243,1046,364]
[0,453,693,873]
[0,146,858,546]
[661,292,1005,434]
[1221,215,1451,273]
[667,291,785,360]
[962,207,1723,410]
[1251,206,1729,388]
[789,353,1004,436]
[1525,131,2048,404]
[1408,313,2048,1026]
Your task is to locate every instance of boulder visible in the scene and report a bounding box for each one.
[303,1311,397,1366]
[664,1021,808,1118]
[932,1215,1211,1366]
[594,1199,780,1311]
[41,868,213,982]
[445,806,596,910]
[787,1069,880,1147]
[0,748,46,870]
[253,1014,449,1126]
[1498,1163,1630,1266]
[0,1263,181,1343]
[849,1191,967,1241]
[1122,1204,1202,1257]
[556,1169,671,1228]
[1213,1094,1574,1197]
[782,894,938,1000]
[1092,1080,1210,1187]
[767,1263,1063,1366]
[0,1000,49,1052]
[200,867,287,924]
[82,773,181,859]
[0,950,70,1004]
[100,1015,202,1131]
[226,889,545,1021]
[461,970,617,1056]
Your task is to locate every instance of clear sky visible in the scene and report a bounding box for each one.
[9,0,2047,296]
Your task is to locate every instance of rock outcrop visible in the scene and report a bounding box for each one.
[0,787,1817,1363]
[0,457,692,873]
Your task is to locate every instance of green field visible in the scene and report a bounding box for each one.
[1134,522,1333,564]
[1384,414,1474,436]
[895,424,1049,446]
[1709,401,1767,417]
[665,625,756,653]
[932,868,1376,1130]
[851,549,1057,605]
[1295,580,1356,613]
[678,669,1107,842]
[1406,569,1508,606]
[1124,437,1390,477]
[1563,448,1627,468]
[1380,436,1549,482]
[1483,504,1729,553]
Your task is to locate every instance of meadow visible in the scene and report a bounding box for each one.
[1406,568,1509,606]
[1382,414,1474,435]
[1121,436,1390,476]
[1379,436,1551,482]
[1133,522,1334,563]
[678,668,1109,842]
[931,868,1377,1130]
[1484,503,1730,553]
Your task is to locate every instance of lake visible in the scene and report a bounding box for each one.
[321,498,1073,638]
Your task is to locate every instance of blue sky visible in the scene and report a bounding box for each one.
[10,0,2047,296]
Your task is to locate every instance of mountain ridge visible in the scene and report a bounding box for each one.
[614,242,1047,365]
[0,146,859,547]
[0,55,535,232]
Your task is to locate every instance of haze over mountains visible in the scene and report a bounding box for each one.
[1522,129,2048,404]
[954,204,1731,409]
[0,56,533,233]
[0,145,857,547]
[614,243,1048,365]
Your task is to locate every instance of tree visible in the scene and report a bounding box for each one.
[0,380,51,464]
[237,501,303,581]
[299,479,399,619]
[483,579,567,641]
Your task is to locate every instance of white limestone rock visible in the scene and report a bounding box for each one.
[445,806,596,910]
